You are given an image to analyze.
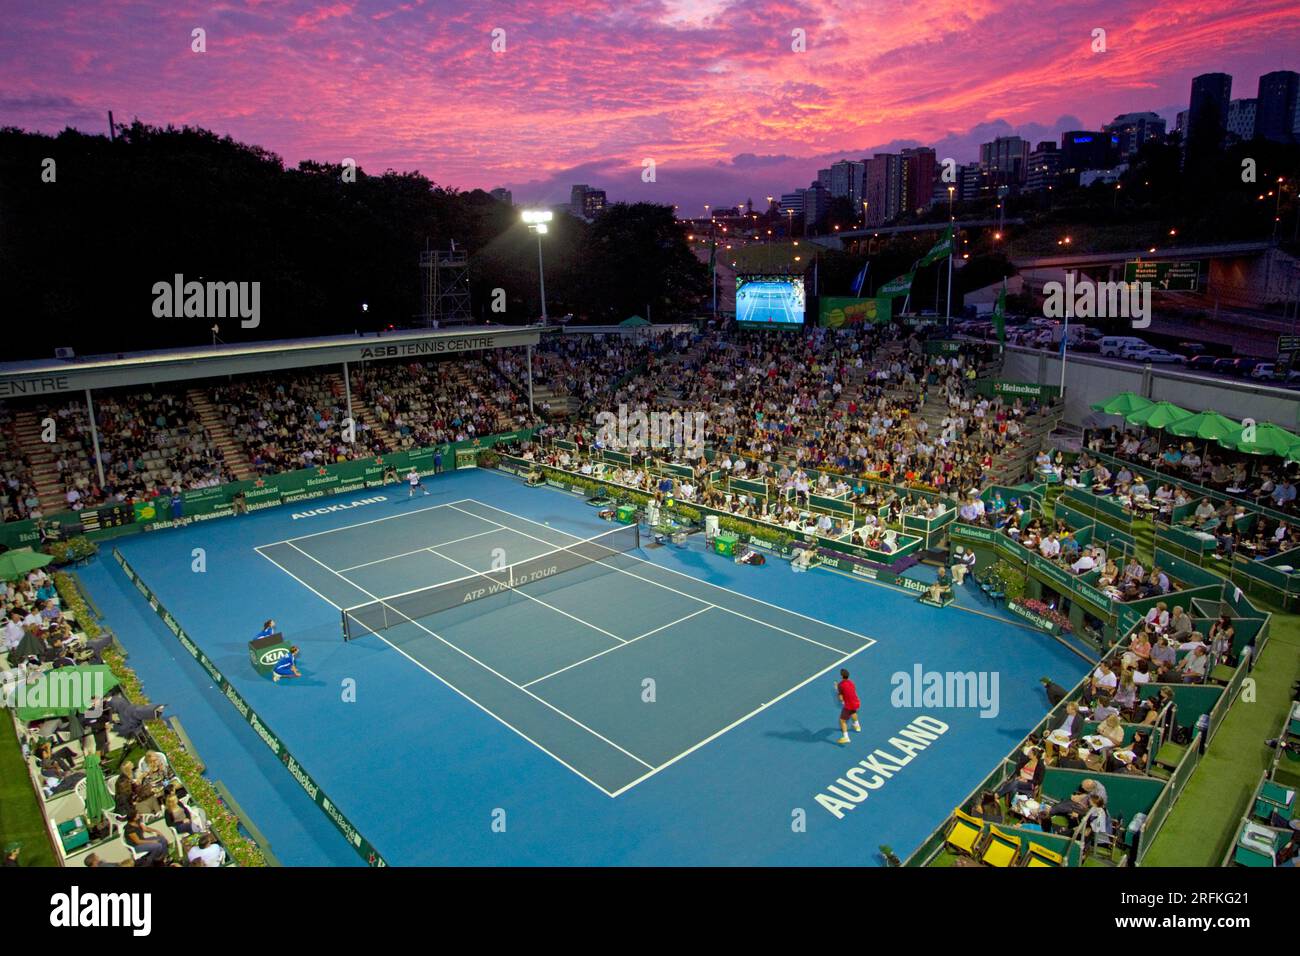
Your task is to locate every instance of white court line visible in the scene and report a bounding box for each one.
[608,641,872,797]
[337,528,501,572]
[258,491,882,797]
[456,497,875,647]
[424,544,628,647]
[281,539,655,771]
[446,502,863,656]
[255,496,482,548]
[250,545,622,797]
[522,606,712,689]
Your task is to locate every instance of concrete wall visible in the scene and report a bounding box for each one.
[1000,347,1300,429]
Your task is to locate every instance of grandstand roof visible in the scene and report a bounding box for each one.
[0,325,542,399]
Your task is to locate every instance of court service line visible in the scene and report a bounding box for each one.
[423,545,628,646]
[521,607,712,689]
[280,540,655,771]
[250,545,622,797]
[445,503,858,656]
[337,528,501,572]
[608,641,873,798]
[454,498,877,647]
[254,546,357,610]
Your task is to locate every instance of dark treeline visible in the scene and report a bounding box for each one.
[0,122,709,360]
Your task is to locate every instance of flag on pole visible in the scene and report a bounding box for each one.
[919,226,954,267]
[850,262,869,297]
[993,278,1007,347]
[878,271,915,298]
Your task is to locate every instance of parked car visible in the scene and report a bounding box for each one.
[1212,357,1239,374]
[1229,358,1264,377]
[1249,362,1280,380]
[1185,355,1219,373]
[1072,339,1101,353]
[1100,336,1148,358]
[1130,347,1183,364]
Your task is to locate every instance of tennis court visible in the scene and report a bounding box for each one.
[253,498,875,795]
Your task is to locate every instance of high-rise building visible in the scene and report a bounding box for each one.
[568,184,606,219]
[959,163,987,203]
[829,159,866,206]
[1186,72,1232,156]
[1060,131,1118,181]
[979,136,1030,187]
[863,153,903,226]
[778,191,805,218]
[1226,98,1258,141]
[1256,70,1300,143]
[899,148,936,216]
[804,181,830,229]
[1025,141,1061,192]
[489,187,513,205]
[817,168,833,192]
[1103,112,1167,159]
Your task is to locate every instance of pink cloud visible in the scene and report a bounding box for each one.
[0,0,1295,209]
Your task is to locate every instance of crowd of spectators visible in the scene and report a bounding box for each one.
[350,359,534,452]
[545,326,1032,496]
[212,375,387,475]
[0,406,41,523]
[3,568,227,866]
[1073,433,1300,560]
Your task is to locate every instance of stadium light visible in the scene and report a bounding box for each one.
[522,209,553,322]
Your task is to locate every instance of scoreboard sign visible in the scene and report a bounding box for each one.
[77,503,134,532]
[1123,260,1201,291]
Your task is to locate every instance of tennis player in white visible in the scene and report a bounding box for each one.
[407,468,429,497]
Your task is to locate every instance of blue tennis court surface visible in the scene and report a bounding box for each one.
[90,468,1090,865]
[255,498,874,795]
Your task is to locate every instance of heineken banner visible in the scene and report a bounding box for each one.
[923,340,963,355]
[819,296,893,328]
[877,272,914,298]
[978,380,1062,400]
[11,428,537,541]
[112,549,388,867]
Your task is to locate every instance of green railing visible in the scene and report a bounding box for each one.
[111,549,388,867]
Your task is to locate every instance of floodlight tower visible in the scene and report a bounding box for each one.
[522,209,553,323]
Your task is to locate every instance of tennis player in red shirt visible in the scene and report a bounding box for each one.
[836,668,861,745]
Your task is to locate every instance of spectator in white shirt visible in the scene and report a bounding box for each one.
[187,833,226,867]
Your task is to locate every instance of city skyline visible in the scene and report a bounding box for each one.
[1,0,1297,211]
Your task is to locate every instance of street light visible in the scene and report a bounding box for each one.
[522,209,553,323]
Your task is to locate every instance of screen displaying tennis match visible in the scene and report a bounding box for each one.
[735,275,805,327]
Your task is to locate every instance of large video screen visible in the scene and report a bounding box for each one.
[735,275,805,327]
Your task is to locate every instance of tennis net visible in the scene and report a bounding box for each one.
[341,522,640,640]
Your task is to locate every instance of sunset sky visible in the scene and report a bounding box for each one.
[2,0,1297,210]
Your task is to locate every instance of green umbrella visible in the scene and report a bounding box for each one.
[1164,409,1241,441]
[0,550,52,582]
[1091,392,1153,416]
[82,751,114,825]
[1125,401,1191,429]
[1219,421,1300,456]
[14,665,120,722]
